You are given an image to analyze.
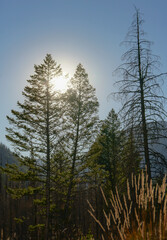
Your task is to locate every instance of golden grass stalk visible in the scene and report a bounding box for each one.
[88,169,167,240]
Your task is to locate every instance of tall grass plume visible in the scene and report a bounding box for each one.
[88,168,167,240]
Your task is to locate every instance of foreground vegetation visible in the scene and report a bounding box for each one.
[88,169,167,240]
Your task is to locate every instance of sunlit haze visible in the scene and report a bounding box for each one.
[51,74,70,92]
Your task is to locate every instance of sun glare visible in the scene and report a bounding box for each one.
[51,74,69,92]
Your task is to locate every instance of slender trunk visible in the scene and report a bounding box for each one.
[95,179,99,239]
[108,136,116,192]
[64,122,79,217]
[45,79,51,240]
[9,182,13,239]
[30,145,38,239]
[136,12,151,181]
[64,98,81,219]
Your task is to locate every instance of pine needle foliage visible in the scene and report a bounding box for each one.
[3,54,62,239]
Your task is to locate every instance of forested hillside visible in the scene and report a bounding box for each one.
[0,143,17,167]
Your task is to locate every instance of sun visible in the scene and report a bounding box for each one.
[51,74,69,92]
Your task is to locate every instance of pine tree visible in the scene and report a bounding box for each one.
[87,109,141,196]
[4,54,62,239]
[62,64,99,223]
[120,128,141,185]
[88,109,123,193]
[100,109,122,191]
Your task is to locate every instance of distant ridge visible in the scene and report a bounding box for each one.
[0,143,17,166]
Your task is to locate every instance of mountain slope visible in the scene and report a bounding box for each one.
[0,143,17,166]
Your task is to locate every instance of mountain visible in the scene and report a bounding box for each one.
[0,143,17,167]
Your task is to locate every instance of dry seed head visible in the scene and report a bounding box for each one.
[150,179,153,194]
[162,175,166,199]
[101,234,105,240]
[116,186,123,210]
[88,172,167,240]
[123,194,131,227]
[111,190,116,208]
[151,187,155,208]
[159,209,162,240]
[88,210,106,232]
[110,232,114,240]
[100,187,108,207]
[115,194,121,214]
[134,208,141,232]
[127,179,131,201]
[131,172,134,188]
[110,209,116,224]
[123,194,128,214]
[87,200,95,212]
[117,225,125,240]
[109,198,115,209]
[155,183,158,199]
[134,175,137,191]
[141,221,144,239]
[153,206,155,223]
[140,186,144,207]
[120,225,126,239]
[103,209,110,230]
[141,170,144,191]
[123,209,128,228]
[138,192,141,208]
[145,192,147,210]
[135,179,138,204]
[146,181,149,200]
[145,169,148,186]
[163,196,167,215]
[158,186,162,204]
[138,173,140,191]
[122,218,126,231]
[114,205,119,220]
[129,201,133,216]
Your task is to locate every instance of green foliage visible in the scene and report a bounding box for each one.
[81,231,94,240]
[62,63,99,217]
[87,109,124,192]
[14,217,26,223]
[0,143,17,166]
[28,224,45,231]
[3,54,64,237]
[63,63,99,158]
[120,129,141,183]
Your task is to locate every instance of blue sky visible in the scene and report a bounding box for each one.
[1,0,167,148]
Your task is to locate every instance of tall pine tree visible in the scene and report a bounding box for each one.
[63,64,99,223]
[4,54,62,239]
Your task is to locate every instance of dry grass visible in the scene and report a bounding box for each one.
[88,168,167,240]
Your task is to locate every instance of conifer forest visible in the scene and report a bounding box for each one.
[0,9,167,240]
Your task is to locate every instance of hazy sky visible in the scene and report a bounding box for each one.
[1,0,167,148]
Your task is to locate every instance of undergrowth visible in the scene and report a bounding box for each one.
[88,168,167,240]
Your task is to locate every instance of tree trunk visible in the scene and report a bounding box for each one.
[64,99,81,221]
[45,81,51,240]
[136,12,151,181]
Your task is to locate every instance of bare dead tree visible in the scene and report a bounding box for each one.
[113,8,167,180]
